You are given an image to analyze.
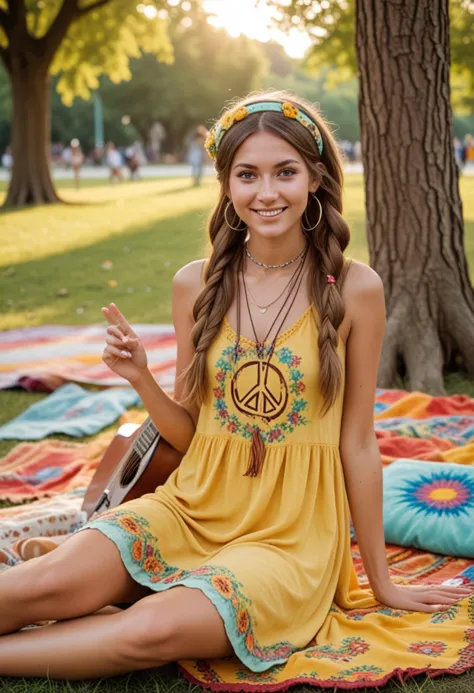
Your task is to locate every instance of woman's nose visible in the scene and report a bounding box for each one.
[256,182,279,204]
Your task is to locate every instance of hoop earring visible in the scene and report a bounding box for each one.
[301,194,323,232]
[225,201,247,232]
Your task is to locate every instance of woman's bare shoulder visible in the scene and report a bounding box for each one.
[172,259,207,307]
[342,259,383,302]
[340,259,384,342]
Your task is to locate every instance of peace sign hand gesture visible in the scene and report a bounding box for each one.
[101,303,148,384]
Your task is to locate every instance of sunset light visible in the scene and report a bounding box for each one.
[202,0,313,58]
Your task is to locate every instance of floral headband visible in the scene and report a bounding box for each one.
[204,101,324,161]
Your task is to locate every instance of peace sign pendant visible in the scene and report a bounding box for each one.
[231,360,289,423]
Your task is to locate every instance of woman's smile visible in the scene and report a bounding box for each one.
[252,206,288,219]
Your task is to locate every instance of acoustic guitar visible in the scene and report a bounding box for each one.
[82,418,184,520]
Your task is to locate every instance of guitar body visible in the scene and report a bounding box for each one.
[82,420,184,520]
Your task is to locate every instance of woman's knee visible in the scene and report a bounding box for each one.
[119,587,232,664]
[118,596,181,664]
[8,529,144,615]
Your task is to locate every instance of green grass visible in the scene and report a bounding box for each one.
[0,176,473,692]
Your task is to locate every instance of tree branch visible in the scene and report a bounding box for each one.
[38,0,80,68]
[76,0,111,18]
[38,0,112,67]
[0,8,10,35]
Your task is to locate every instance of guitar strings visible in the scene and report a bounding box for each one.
[98,419,159,496]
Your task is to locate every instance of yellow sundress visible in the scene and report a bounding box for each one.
[81,305,474,689]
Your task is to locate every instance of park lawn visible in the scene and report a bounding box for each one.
[0,175,473,693]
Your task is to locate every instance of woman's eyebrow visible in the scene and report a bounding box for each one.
[232,158,301,171]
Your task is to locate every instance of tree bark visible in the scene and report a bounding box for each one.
[4,62,60,206]
[355,0,474,393]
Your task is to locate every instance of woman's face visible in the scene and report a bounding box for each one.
[228,130,318,240]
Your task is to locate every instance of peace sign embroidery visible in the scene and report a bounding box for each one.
[231,360,289,422]
[213,343,310,444]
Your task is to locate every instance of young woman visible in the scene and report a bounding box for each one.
[0,92,472,688]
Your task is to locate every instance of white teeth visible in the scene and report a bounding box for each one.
[256,208,284,217]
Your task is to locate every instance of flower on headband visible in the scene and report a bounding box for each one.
[204,129,217,160]
[221,112,235,129]
[233,106,249,121]
[282,102,298,119]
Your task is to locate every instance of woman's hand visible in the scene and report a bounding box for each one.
[101,303,148,383]
[374,581,473,613]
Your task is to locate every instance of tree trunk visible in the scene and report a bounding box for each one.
[355,0,474,393]
[4,62,60,207]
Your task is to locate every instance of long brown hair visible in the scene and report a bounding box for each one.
[178,90,352,416]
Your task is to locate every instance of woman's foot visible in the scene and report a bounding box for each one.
[14,535,70,561]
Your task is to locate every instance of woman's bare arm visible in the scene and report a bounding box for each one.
[339,262,391,596]
[102,260,205,454]
[338,262,472,611]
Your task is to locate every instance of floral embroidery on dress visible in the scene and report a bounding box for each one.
[328,665,385,682]
[88,510,299,664]
[329,603,408,620]
[213,343,309,444]
[304,637,369,662]
[235,667,283,683]
[408,641,447,657]
[450,628,474,673]
[193,661,223,684]
[431,604,461,623]
[468,595,474,624]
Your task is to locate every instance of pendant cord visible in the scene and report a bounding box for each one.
[242,245,308,360]
[244,258,303,311]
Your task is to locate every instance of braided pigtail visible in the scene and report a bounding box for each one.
[177,193,245,407]
[305,137,352,417]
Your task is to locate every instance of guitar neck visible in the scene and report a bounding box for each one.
[134,417,160,458]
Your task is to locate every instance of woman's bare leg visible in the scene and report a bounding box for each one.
[0,586,232,679]
[0,529,151,634]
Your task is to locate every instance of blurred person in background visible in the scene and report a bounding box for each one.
[70,139,84,190]
[1,145,12,173]
[187,125,207,186]
[105,142,123,183]
[462,134,474,168]
[125,142,141,181]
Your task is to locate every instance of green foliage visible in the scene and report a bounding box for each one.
[51,1,174,105]
[98,6,268,151]
[450,0,474,110]
[263,67,360,141]
[272,0,474,109]
[0,2,193,104]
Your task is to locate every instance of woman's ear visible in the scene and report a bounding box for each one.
[310,163,326,193]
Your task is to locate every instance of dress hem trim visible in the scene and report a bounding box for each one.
[79,523,293,673]
[179,661,474,692]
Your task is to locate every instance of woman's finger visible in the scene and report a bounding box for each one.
[401,585,472,598]
[106,325,126,339]
[102,305,133,336]
[107,303,136,336]
[105,336,125,349]
[104,345,132,359]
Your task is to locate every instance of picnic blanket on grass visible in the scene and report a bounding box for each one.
[0,390,472,574]
[0,383,140,440]
[0,323,176,392]
[0,409,147,502]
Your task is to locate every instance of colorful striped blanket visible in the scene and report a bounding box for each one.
[0,324,176,392]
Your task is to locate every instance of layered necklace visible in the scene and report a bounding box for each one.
[233,243,310,477]
[244,242,306,314]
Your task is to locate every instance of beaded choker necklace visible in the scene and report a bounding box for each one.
[245,243,306,270]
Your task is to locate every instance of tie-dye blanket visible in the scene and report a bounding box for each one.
[0,323,176,392]
[0,383,140,440]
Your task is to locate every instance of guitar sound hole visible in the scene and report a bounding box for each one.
[120,458,140,487]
